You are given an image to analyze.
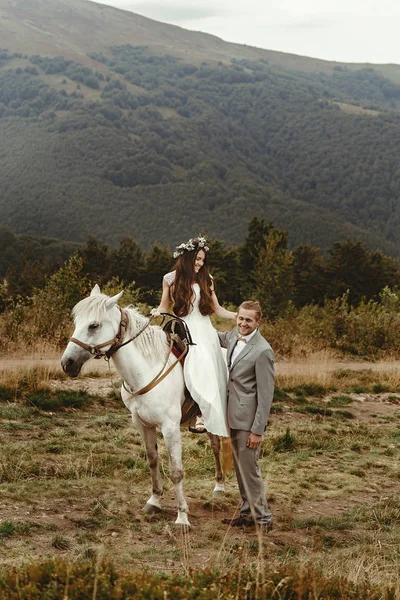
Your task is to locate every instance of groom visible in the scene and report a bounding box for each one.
[218,300,275,531]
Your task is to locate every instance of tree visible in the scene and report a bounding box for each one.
[240,217,277,276]
[325,240,400,305]
[79,237,110,284]
[292,243,325,307]
[240,218,289,291]
[207,239,242,305]
[109,237,146,287]
[251,228,294,320]
[141,242,172,304]
[18,254,92,346]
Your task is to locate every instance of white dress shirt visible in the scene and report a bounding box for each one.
[230,328,258,366]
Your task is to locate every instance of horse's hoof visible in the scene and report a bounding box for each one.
[213,483,225,495]
[175,512,191,527]
[174,519,191,527]
[142,502,162,515]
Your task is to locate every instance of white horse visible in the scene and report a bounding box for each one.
[61,285,226,526]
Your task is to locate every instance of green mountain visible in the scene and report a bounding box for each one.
[1,0,400,253]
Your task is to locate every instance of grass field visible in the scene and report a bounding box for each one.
[0,357,400,597]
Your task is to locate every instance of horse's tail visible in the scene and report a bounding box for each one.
[222,436,234,474]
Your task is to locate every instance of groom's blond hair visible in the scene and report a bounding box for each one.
[238,300,262,321]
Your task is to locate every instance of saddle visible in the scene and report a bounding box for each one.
[161,313,200,425]
[162,313,195,357]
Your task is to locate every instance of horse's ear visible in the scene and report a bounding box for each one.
[105,290,123,309]
[90,284,101,296]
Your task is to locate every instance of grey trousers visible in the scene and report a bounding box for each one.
[230,428,272,525]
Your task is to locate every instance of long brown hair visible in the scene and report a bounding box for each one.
[172,248,213,317]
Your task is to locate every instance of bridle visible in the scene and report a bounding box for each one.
[69,307,152,360]
[68,308,188,398]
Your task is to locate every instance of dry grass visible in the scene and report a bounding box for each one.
[276,351,400,393]
[0,363,61,390]
[0,358,399,595]
[276,349,340,388]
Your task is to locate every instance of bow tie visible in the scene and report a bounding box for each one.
[237,335,247,343]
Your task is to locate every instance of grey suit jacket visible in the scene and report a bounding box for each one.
[218,329,275,435]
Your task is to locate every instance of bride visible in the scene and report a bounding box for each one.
[151,236,237,437]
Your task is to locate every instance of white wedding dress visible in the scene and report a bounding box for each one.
[164,271,229,437]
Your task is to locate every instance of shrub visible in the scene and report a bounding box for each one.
[25,389,93,411]
[0,521,15,538]
[272,427,296,452]
[0,254,91,353]
[263,288,400,359]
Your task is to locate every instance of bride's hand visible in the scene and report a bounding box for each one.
[150,308,161,317]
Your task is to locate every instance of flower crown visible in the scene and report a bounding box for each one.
[173,236,209,259]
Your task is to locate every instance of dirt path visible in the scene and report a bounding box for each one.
[2,355,400,374]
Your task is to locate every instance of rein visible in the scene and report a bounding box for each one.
[69,308,188,398]
[123,337,188,399]
[69,308,152,360]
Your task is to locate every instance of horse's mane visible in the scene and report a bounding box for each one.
[124,305,167,358]
[72,294,168,359]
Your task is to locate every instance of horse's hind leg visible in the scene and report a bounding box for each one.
[141,426,164,514]
[161,424,190,526]
[208,433,225,494]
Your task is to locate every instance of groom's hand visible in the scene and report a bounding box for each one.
[247,432,262,449]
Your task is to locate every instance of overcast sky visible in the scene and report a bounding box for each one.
[93,0,400,65]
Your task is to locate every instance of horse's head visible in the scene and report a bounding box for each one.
[61,284,123,377]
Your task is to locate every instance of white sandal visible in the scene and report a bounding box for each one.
[189,416,207,434]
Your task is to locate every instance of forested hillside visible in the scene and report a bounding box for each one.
[1,0,400,253]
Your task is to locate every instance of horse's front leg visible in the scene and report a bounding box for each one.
[140,425,164,514]
[161,423,190,526]
[207,433,225,494]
